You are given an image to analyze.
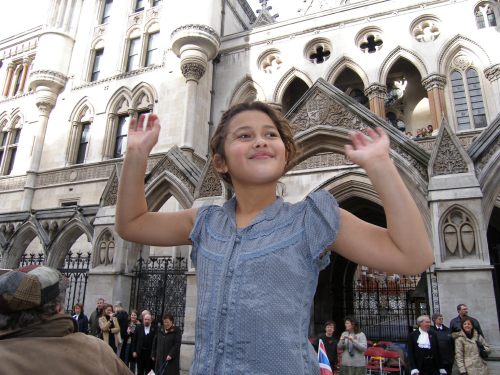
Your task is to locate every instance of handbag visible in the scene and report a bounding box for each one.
[476,340,488,359]
[157,360,169,375]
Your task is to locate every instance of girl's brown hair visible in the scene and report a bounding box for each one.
[210,101,298,185]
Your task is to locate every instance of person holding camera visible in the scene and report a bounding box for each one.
[99,303,122,352]
[455,316,490,375]
[338,316,367,375]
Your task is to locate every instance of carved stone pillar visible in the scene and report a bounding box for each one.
[2,63,15,97]
[171,24,220,151]
[364,83,387,118]
[66,121,80,165]
[422,74,447,130]
[18,58,31,95]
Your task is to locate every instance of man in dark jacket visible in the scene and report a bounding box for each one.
[408,315,446,375]
[449,304,483,337]
[0,265,132,375]
[132,312,156,375]
[430,313,454,375]
[89,297,105,336]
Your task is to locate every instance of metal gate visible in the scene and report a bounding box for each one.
[129,256,187,332]
[19,251,91,313]
[345,273,429,342]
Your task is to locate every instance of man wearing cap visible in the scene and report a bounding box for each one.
[0,265,133,374]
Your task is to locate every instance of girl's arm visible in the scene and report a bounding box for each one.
[330,128,433,275]
[115,114,197,246]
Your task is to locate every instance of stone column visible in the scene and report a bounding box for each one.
[2,63,15,97]
[171,25,219,152]
[18,58,31,95]
[422,74,447,130]
[484,64,500,114]
[364,83,387,118]
[21,70,67,211]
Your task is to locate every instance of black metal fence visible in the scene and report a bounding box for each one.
[129,256,188,332]
[348,274,428,342]
[19,251,91,313]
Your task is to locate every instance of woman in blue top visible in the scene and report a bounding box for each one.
[116,101,433,374]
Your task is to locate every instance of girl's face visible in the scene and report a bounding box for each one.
[462,320,473,333]
[345,320,353,332]
[325,324,334,336]
[74,306,81,314]
[105,306,113,316]
[131,312,137,322]
[216,110,287,188]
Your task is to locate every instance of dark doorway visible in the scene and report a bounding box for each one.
[282,77,309,114]
[487,207,500,327]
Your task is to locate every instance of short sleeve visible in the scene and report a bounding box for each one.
[188,205,212,268]
[304,190,340,270]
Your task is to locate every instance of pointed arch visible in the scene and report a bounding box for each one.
[273,67,313,104]
[10,108,24,128]
[378,47,428,83]
[106,86,133,114]
[145,171,195,211]
[1,222,42,268]
[326,56,369,88]
[229,75,266,105]
[438,34,491,74]
[93,228,115,267]
[69,97,95,122]
[47,218,93,268]
[131,82,157,110]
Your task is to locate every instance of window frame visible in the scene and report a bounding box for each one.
[75,122,91,164]
[90,47,104,82]
[126,37,141,72]
[145,31,160,67]
[100,0,113,24]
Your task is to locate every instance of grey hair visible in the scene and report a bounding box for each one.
[0,280,67,331]
[416,314,430,326]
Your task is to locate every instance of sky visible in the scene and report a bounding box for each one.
[0,0,50,40]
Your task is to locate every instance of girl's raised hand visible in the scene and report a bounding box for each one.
[344,127,390,169]
[127,113,161,155]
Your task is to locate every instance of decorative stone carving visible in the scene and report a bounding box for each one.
[431,128,468,176]
[364,83,387,100]
[304,38,332,64]
[355,27,383,53]
[410,15,441,43]
[181,62,206,82]
[196,163,223,198]
[421,74,446,91]
[171,24,220,62]
[292,152,352,171]
[451,54,472,71]
[257,49,282,74]
[101,168,120,207]
[95,230,114,266]
[484,63,500,82]
[128,12,143,29]
[442,208,476,259]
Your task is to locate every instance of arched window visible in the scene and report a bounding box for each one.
[450,68,486,130]
[67,101,94,165]
[0,117,22,175]
[475,2,498,28]
[145,31,160,67]
[89,43,104,82]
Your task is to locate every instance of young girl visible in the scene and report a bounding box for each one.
[116,101,433,374]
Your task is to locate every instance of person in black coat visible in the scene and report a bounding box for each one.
[152,314,182,375]
[449,303,483,337]
[313,320,338,370]
[430,313,454,375]
[72,303,89,334]
[408,315,446,375]
[132,312,156,375]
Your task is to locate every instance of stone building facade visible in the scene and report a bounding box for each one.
[0,0,499,372]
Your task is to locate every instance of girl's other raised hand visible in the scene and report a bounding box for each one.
[344,127,390,170]
[127,113,161,155]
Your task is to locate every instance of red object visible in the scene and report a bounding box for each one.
[364,346,385,374]
[381,350,402,375]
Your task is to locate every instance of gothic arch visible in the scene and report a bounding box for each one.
[93,228,115,267]
[145,172,195,211]
[69,97,95,122]
[1,222,41,268]
[47,218,93,268]
[10,108,24,127]
[378,47,428,83]
[131,82,157,110]
[292,126,430,226]
[318,170,381,206]
[273,67,313,104]
[106,86,133,114]
[437,34,491,74]
[326,56,369,88]
[229,75,266,105]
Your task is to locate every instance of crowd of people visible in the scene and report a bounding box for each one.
[74,297,181,375]
[312,303,490,375]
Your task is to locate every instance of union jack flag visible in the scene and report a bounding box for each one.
[318,338,333,375]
